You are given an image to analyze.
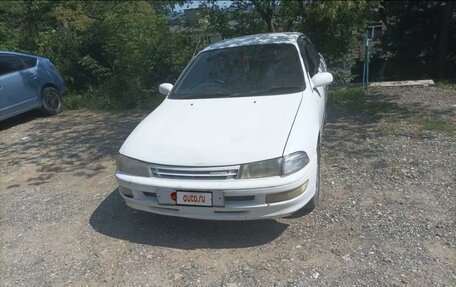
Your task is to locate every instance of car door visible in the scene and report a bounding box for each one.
[318,53,329,97]
[297,37,325,130]
[0,54,40,119]
[304,39,326,113]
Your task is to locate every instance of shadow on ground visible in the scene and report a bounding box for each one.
[328,86,455,126]
[89,189,288,249]
[323,86,455,164]
[0,109,44,131]
[0,110,146,184]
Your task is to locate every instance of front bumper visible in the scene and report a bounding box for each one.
[115,160,317,220]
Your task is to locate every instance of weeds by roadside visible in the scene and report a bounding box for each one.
[329,87,405,118]
[421,119,454,135]
[64,93,115,110]
[329,87,455,137]
[435,80,456,91]
[64,92,164,111]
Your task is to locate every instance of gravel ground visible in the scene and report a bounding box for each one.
[1,86,455,286]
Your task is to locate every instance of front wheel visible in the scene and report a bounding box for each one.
[41,86,62,115]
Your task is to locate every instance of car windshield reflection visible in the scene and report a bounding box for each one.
[171,43,305,99]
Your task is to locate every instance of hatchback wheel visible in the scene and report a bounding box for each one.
[41,87,62,115]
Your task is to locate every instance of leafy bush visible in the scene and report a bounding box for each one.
[1,1,196,110]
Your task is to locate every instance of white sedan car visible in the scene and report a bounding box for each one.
[115,33,333,220]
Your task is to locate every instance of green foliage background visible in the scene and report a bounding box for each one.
[0,1,454,110]
[0,0,195,109]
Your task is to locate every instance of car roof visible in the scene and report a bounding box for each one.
[0,50,43,59]
[201,32,303,53]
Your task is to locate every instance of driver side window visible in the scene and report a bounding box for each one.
[297,38,311,77]
[297,37,319,77]
[304,40,320,77]
[0,55,25,76]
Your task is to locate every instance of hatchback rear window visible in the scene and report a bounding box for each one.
[171,43,305,99]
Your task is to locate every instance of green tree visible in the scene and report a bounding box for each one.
[287,1,378,76]
[380,1,456,79]
[202,0,378,82]
[1,0,197,109]
[0,0,56,51]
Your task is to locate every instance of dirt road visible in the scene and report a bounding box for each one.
[1,87,455,286]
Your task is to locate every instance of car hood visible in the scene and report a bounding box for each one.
[120,93,303,166]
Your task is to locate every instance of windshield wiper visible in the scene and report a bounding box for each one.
[175,86,303,99]
[177,91,233,99]
[230,85,303,97]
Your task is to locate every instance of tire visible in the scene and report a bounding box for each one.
[41,86,62,115]
[303,137,321,211]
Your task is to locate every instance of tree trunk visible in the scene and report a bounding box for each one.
[266,18,275,32]
[251,0,276,32]
[436,1,455,79]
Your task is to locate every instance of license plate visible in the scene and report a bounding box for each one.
[176,191,212,207]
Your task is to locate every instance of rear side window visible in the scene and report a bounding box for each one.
[0,55,25,76]
[18,55,37,68]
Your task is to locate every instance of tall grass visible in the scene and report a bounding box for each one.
[64,92,165,111]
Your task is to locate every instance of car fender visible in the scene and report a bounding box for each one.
[282,89,321,160]
[37,58,65,96]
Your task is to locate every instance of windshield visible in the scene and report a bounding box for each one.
[170,44,305,99]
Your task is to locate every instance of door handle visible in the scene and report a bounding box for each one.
[28,72,38,79]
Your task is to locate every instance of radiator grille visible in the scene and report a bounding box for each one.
[150,164,240,180]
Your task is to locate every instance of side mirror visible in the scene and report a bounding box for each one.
[311,72,333,88]
[158,83,173,96]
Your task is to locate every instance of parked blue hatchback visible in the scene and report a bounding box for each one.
[0,51,65,121]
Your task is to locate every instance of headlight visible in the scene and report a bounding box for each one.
[239,151,309,179]
[283,151,309,175]
[116,154,150,177]
[239,157,282,179]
